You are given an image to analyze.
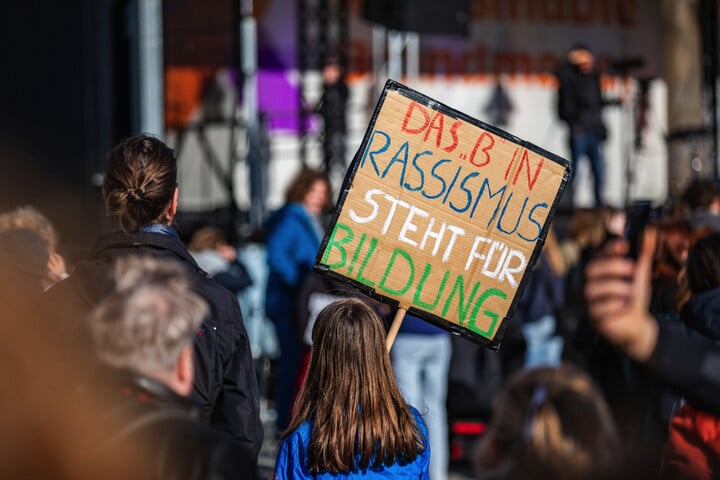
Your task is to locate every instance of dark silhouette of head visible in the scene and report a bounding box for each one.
[103,134,178,233]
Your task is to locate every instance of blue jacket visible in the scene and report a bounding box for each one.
[265,203,322,321]
[397,312,447,335]
[273,406,429,479]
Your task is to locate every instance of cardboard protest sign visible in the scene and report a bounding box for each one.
[315,80,571,348]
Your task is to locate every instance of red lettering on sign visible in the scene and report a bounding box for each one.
[443,121,462,153]
[505,147,519,180]
[424,112,445,147]
[468,131,495,167]
[401,102,430,134]
[512,149,545,191]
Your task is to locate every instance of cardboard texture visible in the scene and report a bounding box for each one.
[316,80,570,348]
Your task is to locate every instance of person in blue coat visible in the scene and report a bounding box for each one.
[265,167,333,433]
[273,298,430,479]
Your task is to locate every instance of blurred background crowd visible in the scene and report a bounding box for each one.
[4,1,720,479]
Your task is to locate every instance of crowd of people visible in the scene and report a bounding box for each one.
[5,130,720,480]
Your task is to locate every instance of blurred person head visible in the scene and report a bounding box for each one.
[322,55,344,85]
[188,225,227,252]
[648,216,693,314]
[285,166,333,217]
[0,206,68,288]
[87,255,207,396]
[0,241,142,480]
[568,44,595,73]
[567,207,615,249]
[0,205,59,252]
[285,297,424,473]
[653,217,692,272]
[560,207,616,270]
[188,225,236,262]
[0,228,49,293]
[682,178,720,213]
[685,232,720,296]
[673,226,715,311]
[473,364,620,480]
[103,134,178,233]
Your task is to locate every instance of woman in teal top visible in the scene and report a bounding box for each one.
[273,298,430,479]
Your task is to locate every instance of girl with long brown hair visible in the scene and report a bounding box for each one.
[273,298,429,479]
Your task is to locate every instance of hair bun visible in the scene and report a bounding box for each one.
[127,187,144,203]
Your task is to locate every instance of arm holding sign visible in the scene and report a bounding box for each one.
[585,230,720,415]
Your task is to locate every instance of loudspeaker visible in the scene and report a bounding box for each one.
[362,0,471,36]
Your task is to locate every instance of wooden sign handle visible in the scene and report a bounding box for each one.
[386,307,407,352]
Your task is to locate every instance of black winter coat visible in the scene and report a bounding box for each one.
[46,230,263,464]
[100,370,256,480]
[555,61,607,138]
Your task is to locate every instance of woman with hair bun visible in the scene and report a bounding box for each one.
[102,134,180,234]
[47,134,263,471]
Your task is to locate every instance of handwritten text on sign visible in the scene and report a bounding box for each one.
[320,87,567,341]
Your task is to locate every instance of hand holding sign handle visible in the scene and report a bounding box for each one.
[386,306,407,352]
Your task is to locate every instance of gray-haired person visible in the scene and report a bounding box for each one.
[89,255,255,479]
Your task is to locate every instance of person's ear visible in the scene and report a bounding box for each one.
[710,196,720,214]
[167,187,179,222]
[175,344,194,396]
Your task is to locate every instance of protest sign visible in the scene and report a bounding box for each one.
[315,80,571,348]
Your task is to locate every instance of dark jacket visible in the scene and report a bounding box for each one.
[648,320,720,417]
[657,293,720,479]
[681,287,720,343]
[555,60,607,138]
[319,79,349,132]
[46,230,263,463]
[100,370,256,480]
[648,287,720,417]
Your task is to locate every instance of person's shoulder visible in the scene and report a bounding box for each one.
[266,203,305,232]
[286,418,313,440]
[690,211,720,232]
[269,203,302,220]
[407,405,429,436]
[45,256,113,309]
[194,279,245,337]
[276,420,313,464]
[275,421,314,480]
[555,60,576,81]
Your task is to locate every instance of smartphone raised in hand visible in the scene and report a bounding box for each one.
[624,200,654,260]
